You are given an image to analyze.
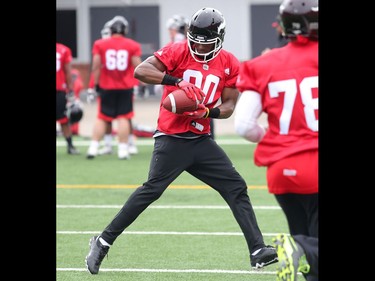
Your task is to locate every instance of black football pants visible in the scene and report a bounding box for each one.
[275,193,318,238]
[101,135,266,254]
[294,234,318,281]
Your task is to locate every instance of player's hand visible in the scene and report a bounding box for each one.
[182,104,209,119]
[95,84,102,93]
[177,80,205,103]
[66,90,75,103]
[86,88,97,104]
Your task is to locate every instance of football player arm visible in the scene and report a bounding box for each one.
[131,55,142,69]
[63,61,73,92]
[91,54,101,88]
[212,87,239,119]
[134,56,167,84]
[234,90,266,143]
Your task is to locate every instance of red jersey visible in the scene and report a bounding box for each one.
[92,36,142,89]
[155,40,239,135]
[236,39,318,166]
[56,43,72,91]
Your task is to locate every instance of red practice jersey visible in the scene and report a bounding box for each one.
[56,43,72,91]
[155,40,239,135]
[92,36,142,89]
[236,40,318,166]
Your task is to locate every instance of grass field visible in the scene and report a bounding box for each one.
[56,135,290,281]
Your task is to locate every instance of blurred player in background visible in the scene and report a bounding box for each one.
[261,15,289,55]
[85,7,277,275]
[86,16,142,159]
[234,0,318,280]
[166,14,189,44]
[56,42,80,155]
[69,68,84,135]
[87,18,139,156]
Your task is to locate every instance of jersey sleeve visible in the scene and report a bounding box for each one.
[153,43,180,71]
[236,60,258,93]
[224,53,240,88]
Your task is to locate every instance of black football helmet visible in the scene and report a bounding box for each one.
[187,7,226,63]
[66,100,83,124]
[109,16,129,36]
[279,0,318,40]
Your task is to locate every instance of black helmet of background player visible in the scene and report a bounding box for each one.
[187,7,226,63]
[109,15,129,36]
[67,100,83,124]
[279,0,318,40]
[166,15,188,35]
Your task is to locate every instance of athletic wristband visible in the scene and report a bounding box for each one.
[207,107,220,118]
[161,74,181,86]
[203,108,210,118]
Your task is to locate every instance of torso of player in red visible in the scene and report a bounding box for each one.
[93,36,141,89]
[236,40,318,166]
[56,43,72,91]
[155,41,239,135]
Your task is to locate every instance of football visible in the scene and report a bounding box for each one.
[162,89,200,114]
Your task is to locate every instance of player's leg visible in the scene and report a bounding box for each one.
[187,136,277,268]
[56,91,79,155]
[268,150,318,237]
[115,89,134,159]
[128,119,138,155]
[275,194,310,236]
[87,90,115,159]
[86,136,190,273]
[293,235,318,281]
[98,122,113,155]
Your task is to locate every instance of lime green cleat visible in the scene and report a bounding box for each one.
[273,234,310,281]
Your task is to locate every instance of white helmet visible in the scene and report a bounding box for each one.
[166,15,188,34]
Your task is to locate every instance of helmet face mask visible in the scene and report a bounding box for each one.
[101,27,111,39]
[279,0,318,40]
[187,7,226,63]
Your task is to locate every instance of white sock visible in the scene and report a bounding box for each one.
[104,134,113,147]
[128,134,135,146]
[98,236,111,247]
[118,142,129,151]
[89,140,100,149]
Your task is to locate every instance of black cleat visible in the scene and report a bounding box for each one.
[85,236,110,274]
[67,146,80,155]
[250,245,278,269]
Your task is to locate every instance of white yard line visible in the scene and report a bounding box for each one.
[56,138,255,147]
[57,267,276,274]
[57,230,283,237]
[56,204,281,210]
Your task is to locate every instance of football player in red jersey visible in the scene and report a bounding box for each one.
[69,68,84,135]
[234,0,318,280]
[56,42,80,155]
[85,7,278,275]
[87,19,139,156]
[86,16,142,160]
